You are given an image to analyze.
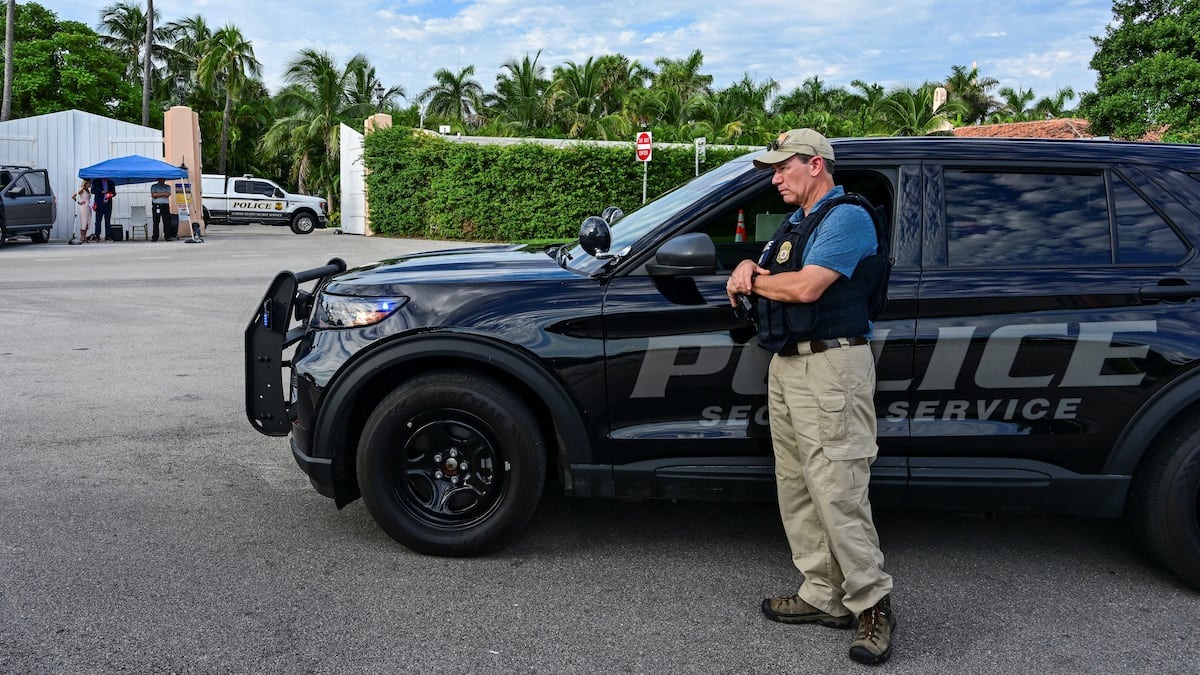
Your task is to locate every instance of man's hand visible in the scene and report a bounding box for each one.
[726,259,769,306]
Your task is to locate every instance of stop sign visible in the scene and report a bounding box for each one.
[636,131,653,162]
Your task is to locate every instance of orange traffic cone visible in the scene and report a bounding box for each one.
[735,209,746,242]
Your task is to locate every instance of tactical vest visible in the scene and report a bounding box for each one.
[754,194,889,354]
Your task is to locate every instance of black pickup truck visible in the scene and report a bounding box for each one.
[0,165,57,244]
[246,137,1200,589]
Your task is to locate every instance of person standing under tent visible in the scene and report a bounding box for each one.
[150,178,172,241]
[72,179,93,242]
[91,176,116,241]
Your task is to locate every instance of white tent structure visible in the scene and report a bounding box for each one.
[0,110,168,241]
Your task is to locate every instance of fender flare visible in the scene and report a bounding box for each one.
[311,333,593,502]
[1106,366,1200,475]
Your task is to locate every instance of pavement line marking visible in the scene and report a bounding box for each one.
[139,256,174,260]
[231,254,269,258]
[35,258,73,261]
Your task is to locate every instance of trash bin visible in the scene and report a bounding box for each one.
[165,214,179,240]
[109,223,125,242]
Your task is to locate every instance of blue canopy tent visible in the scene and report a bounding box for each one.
[78,154,187,184]
[74,155,191,243]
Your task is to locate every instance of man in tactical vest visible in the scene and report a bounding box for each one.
[726,129,896,665]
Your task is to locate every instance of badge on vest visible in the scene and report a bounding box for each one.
[776,241,793,264]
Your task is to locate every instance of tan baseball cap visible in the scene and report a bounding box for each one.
[752,128,835,169]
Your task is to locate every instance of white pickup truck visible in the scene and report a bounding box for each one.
[201,174,328,234]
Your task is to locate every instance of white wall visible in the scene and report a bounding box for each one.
[0,110,166,240]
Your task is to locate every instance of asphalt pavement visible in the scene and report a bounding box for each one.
[0,224,1196,674]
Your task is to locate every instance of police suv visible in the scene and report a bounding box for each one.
[246,137,1200,589]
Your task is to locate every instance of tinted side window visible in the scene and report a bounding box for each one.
[24,171,49,195]
[233,180,251,193]
[945,170,1109,267]
[1112,174,1188,265]
[7,175,32,196]
[251,182,274,196]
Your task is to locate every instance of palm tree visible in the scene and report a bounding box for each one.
[722,73,779,116]
[197,24,261,173]
[346,61,404,112]
[991,85,1037,123]
[652,49,712,99]
[417,65,483,127]
[97,1,169,83]
[488,52,555,132]
[593,53,647,115]
[693,90,753,144]
[554,56,610,137]
[846,79,889,136]
[944,64,998,125]
[881,84,963,136]
[772,76,840,115]
[2,0,14,121]
[260,50,377,206]
[163,14,211,96]
[1034,87,1077,119]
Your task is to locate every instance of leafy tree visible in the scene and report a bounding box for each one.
[2,0,13,121]
[0,2,140,120]
[417,65,483,128]
[197,24,261,173]
[1080,0,1200,140]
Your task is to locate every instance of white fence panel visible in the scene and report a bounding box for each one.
[339,123,366,235]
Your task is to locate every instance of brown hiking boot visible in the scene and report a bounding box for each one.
[761,593,853,628]
[849,594,896,665]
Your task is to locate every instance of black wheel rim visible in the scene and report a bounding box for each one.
[390,411,507,529]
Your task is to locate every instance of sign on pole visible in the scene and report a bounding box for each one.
[636,131,652,203]
[694,136,707,176]
[636,131,653,162]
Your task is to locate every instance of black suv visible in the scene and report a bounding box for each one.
[247,137,1200,589]
[0,165,56,244]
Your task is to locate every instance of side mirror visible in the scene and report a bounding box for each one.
[579,216,611,257]
[601,206,624,224]
[645,233,717,277]
[273,188,285,198]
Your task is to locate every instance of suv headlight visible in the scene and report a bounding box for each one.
[310,294,408,328]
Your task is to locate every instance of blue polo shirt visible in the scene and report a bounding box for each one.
[791,185,878,278]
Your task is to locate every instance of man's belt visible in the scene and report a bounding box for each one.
[779,336,869,356]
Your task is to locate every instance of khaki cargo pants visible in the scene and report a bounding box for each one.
[766,340,893,617]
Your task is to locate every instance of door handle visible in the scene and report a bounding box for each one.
[1139,280,1200,300]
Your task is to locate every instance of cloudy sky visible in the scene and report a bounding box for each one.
[48,0,1115,105]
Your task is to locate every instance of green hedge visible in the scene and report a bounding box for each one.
[363,127,749,241]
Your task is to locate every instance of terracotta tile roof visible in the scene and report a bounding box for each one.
[952,118,1092,139]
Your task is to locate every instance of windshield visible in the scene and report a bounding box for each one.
[568,155,758,274]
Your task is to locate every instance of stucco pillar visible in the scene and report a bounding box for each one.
[163,106,204,235]
[362,113,393,237]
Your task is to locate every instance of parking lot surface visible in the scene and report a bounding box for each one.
[0,225,1196,673]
